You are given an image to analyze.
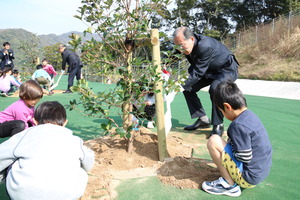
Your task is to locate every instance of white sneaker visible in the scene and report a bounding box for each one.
[147,121,154,129]
[202,177,241,197]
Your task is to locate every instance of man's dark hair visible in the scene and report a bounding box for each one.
[213,81,247,111]
[34,101,67,126]
[3,42,10,46]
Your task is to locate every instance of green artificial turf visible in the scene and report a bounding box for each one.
[1,76,300,199]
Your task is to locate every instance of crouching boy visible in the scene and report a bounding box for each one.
[0,101,94,200]
[202,81,272,197]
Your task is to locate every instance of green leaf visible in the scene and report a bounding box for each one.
[125,132,131,139]
[101,123,108,130]
[74,15,82,20]
[116,127,126,137]
[86,27,93,34]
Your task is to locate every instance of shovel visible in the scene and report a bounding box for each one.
[49,73,63,90]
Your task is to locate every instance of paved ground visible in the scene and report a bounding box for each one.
[202,79,300,100]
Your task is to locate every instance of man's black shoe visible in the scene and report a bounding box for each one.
[211,124,224,136]
[184,118,211,131]
[62,90,73,94]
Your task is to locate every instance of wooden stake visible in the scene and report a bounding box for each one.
[151,29,167,161]
[123,51,133,153]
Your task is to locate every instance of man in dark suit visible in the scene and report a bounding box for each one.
[173,27,239,136]
[58,45,82,93]
[0,42,15,70]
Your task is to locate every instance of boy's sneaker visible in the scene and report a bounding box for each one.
[202,177,241,197]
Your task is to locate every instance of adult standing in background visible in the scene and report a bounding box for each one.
[0,42,15,70]
[173,27,239,136]
[58,45,82,93]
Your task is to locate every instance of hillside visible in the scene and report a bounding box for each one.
[0,28,101,69]
[233,27,300,82]
[0,28,100,48]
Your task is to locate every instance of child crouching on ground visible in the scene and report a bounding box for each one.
[202,81,272,197]
[0,66,21,96]
[0,80,43,132]
[132,82,156,129]
[32,64,53,95]
[0,101,95,200]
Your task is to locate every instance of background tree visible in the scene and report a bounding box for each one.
[289,0,300,11]
[231,0,297,31]
[169,0,203,32]
[17,34,41,74]
[167,0,237,39]
[263,0,290,19]
[199,0,235,39]
[42,43,63,70]
[165,0,297,38]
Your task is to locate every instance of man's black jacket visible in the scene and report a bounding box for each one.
[183,34,238,90]
[0,49,15,70]
[61,49,81,71]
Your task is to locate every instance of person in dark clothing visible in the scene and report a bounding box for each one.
[173,27,239,136]
[0,42,15,70]
[58,45,82,93]
[0,120,25,138]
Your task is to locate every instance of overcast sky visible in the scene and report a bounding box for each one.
[1,0,88,35]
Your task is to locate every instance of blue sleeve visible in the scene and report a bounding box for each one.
[229,124,253,163]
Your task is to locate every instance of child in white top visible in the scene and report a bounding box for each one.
[0,66,21,96]
[0,101,94,200]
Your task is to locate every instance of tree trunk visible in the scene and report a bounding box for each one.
[127,135,134,154]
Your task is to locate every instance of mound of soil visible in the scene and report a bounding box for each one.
[81,127,220,200]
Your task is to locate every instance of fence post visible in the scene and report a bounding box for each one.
[272,19,275,34]
[238,33,241,48]
[151,29,167,161]
[288,11,292,36]
[256,26,258,43]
